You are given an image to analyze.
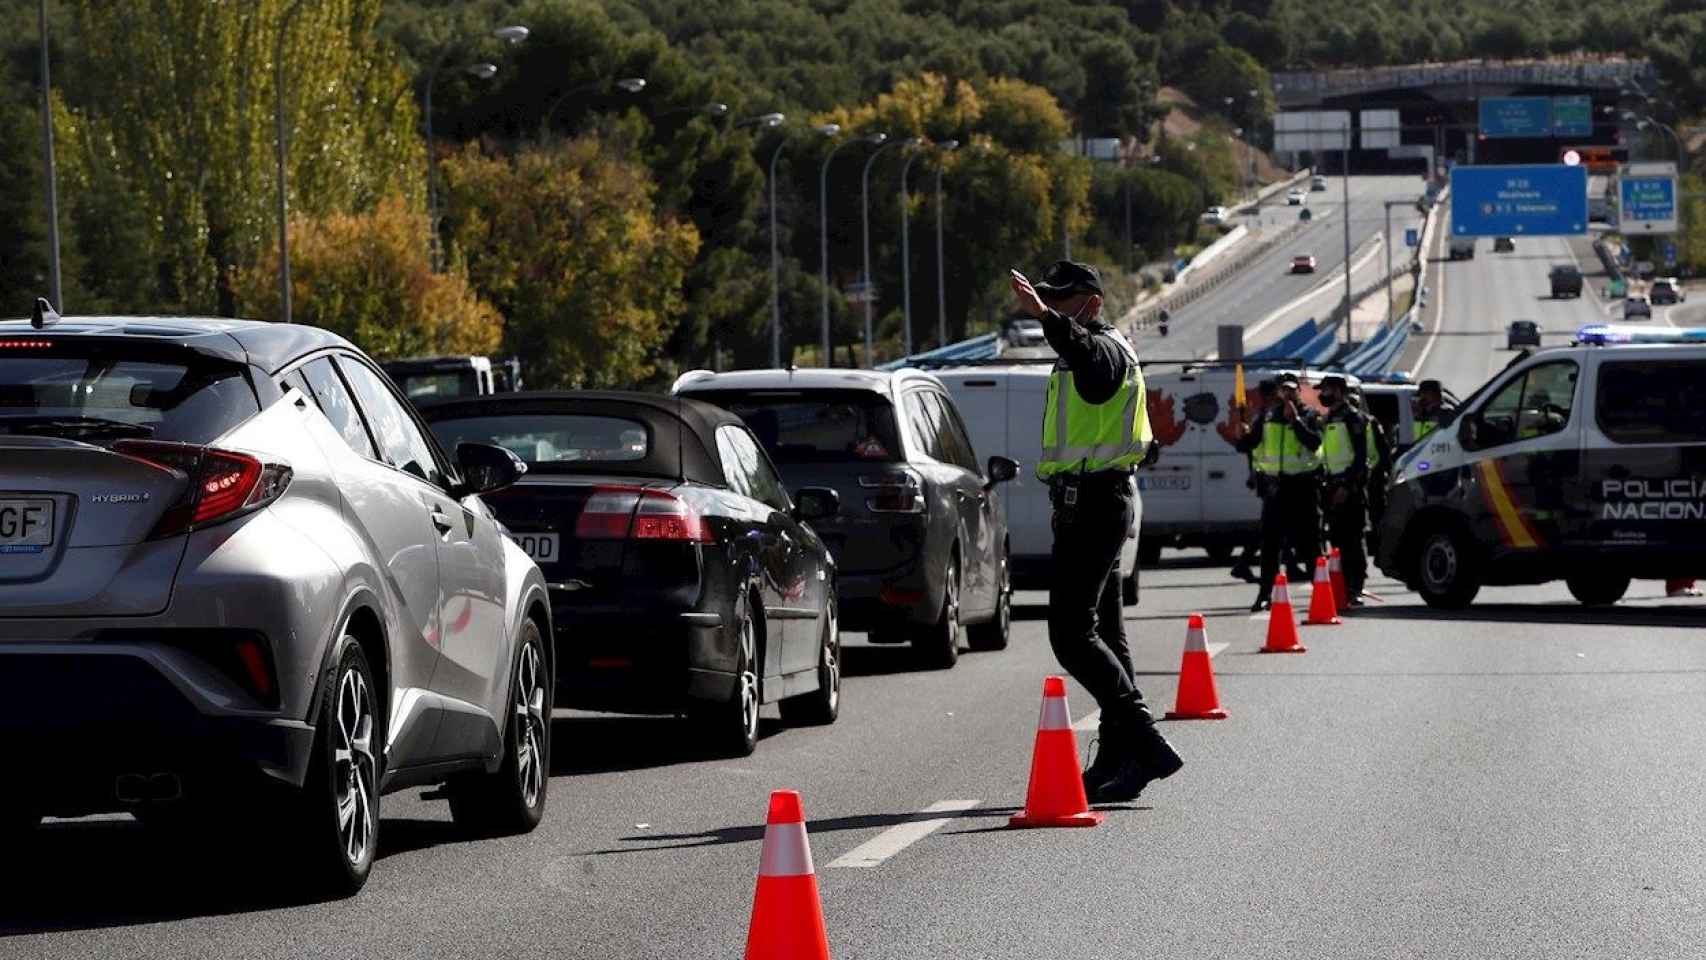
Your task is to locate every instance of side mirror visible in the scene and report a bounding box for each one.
[456,441,527,496]
[985,455,1019,488]
[793,486,840,522]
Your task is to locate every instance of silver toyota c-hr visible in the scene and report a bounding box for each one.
[0,307,552,895]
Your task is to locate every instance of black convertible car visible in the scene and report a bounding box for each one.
[423,392,841,756]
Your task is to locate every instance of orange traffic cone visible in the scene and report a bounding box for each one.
[1164,613,1228,720]
[1329,547,1348,610]
[745,790,831,960]
[1261,573,1307,653]
[1009,676,1104,828]
[1305,555,1342,626]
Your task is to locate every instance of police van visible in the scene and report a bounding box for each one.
[1376,324,1706,608]
[930,363,1142,602]
[1137,363,1416,562]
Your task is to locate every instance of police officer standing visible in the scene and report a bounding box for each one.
[1411,379,1452,446]
[1235,373,1322,611]
[1317,375,1369,606]
[1229,380,1277,585]
[1009,261,1183,804]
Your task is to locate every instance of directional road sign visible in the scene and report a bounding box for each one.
[1618,162,1679,234]
[1664,241,1678,266]
[1480,97,1552,138]
[1551,96,1594,138]
[1451,164,1588,236]
[1405,228,1419,248]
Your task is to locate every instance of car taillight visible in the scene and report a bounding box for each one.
[574,485,713,542]
[860,469,925,514]
[113,440,293,538]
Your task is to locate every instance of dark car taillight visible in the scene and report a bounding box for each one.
[574,485,712,542]
[113,439,292,538]
[860,469,925,513]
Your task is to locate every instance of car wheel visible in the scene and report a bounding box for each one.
[968,548,1011,652]
[1566,574,1630,606]
[697,595,761,756]
[291,636,381,896]
[780,601,841,725]
[1416,525,1481,610]
[914,554,962,669]
[449,619,551,836]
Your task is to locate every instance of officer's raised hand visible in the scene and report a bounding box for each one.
[1009,269,1046,318]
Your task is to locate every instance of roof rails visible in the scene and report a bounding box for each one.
[30,297,59,330]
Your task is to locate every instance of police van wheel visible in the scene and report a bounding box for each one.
[1565,574,1630,607]
[1416,526,1480,610]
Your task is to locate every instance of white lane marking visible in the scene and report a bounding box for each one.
[825,799,981,868]
[1406,209,1449,377]
[1069,642,1229,731]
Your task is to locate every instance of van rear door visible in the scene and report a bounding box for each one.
[1579,352,1706,563]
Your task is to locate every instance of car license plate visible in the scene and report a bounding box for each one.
[0,499,54,554]
[1139,475,1191,492]
[512,532,560,563]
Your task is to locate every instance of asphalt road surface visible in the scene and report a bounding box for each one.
[6,567,1702,959]
[1130,175,1427,362]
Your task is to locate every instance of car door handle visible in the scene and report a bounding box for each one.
[957,489,985,503]
[429,507,454,534]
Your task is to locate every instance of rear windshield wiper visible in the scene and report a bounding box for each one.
[0,416,156,439]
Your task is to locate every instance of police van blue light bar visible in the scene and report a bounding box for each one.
[1574,323,1706,345]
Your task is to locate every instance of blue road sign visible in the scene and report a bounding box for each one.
[1450,164,1588,236]
[1551,95,1593,138]
[1664,242,1678,266]
[1619,168,1678,234]
[1405,228,1419,248]
[1480,97,1553,138]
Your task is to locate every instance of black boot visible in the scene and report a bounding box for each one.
[1089,723,1184,804]
[1081,731,1124,797]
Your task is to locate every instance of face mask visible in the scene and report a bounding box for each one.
[1068,295,1094,323]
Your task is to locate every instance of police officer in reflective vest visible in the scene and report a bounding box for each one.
[1234,372,1322,611]
[1009,261,1182,804]
[1317,375,1370,606]
[1412,379,1450,444]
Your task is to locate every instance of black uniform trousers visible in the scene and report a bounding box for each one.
[1324,479,1368,596]
[1047,474,1149,741]
[1259,475,1322,595]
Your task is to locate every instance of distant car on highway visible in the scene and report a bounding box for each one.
[1624,295,1652,320]
[423,391,843,757]
[0,312,549,895]
[1201,206,1231,225]
[1507,319,1542,349]
[676,369,1018,667]
[1448,237,1476,260]
[1650,277,1686,304]
[1548,265,1583,298]
[1291,254,1318,273]
[1004,317,1045,347]
[1311,175,1329,192]
[1493,236,1516,253]
[1286,188,1307,205]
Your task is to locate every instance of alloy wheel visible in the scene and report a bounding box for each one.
[333,665,376,867]
[513,640,548,810]
[738,610,759,743]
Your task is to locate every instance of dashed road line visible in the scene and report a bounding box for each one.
[825,799,981,868]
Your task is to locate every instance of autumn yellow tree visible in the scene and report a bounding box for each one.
[439,136,701,388]
[233,196,500,359]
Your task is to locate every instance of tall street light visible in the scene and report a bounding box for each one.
[544,76,646,135]
[933,140,960,351]
[860,135,911,365]
[741,113,791,368]
[36,0,61,311]
[424,25,528,272]
[818,126,873,365]
[898,142,925,358]
[272,0,314,324]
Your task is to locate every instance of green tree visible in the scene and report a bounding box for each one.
[439,136,701,388]
[233,195,501,358]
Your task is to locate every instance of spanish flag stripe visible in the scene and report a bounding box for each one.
[1475,459,1542,549]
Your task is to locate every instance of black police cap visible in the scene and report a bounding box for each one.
[1033,260,1103,297]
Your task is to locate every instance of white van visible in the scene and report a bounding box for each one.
[1138,364,1415,562]
[1377,325,1706,608]
[933,364,1142,603]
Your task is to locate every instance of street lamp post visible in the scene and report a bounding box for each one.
[36,0,61,311]
[543,76,646,135]
[272,0,312,324]
[744,113,788,368]
[423,26,527,273]
[934,141,959,351]
[818,127,878,366]
[860,136,908,365]
[899,143,924,358]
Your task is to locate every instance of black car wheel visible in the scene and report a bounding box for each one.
[698,595,761,756]
[1566,574,1630,606]
[914,554,962,668]
[1416,526,1481,610]
[967,547,1011,652]
[780,600,841,725]
[449,618,551,836]
[291,635,381,896]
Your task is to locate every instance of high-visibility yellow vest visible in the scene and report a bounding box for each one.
[1254,419,1319,477]
[1038,329,1152,480]
[1366,421,1384,469]
[1321,420,1355,475]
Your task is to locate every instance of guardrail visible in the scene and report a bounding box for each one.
[876,332,1000,371]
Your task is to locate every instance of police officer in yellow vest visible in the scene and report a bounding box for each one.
[1234,372,1323,611]
[1317,375,1370,605]
[1010,261,1182,805]
[1412,379,1451,445]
